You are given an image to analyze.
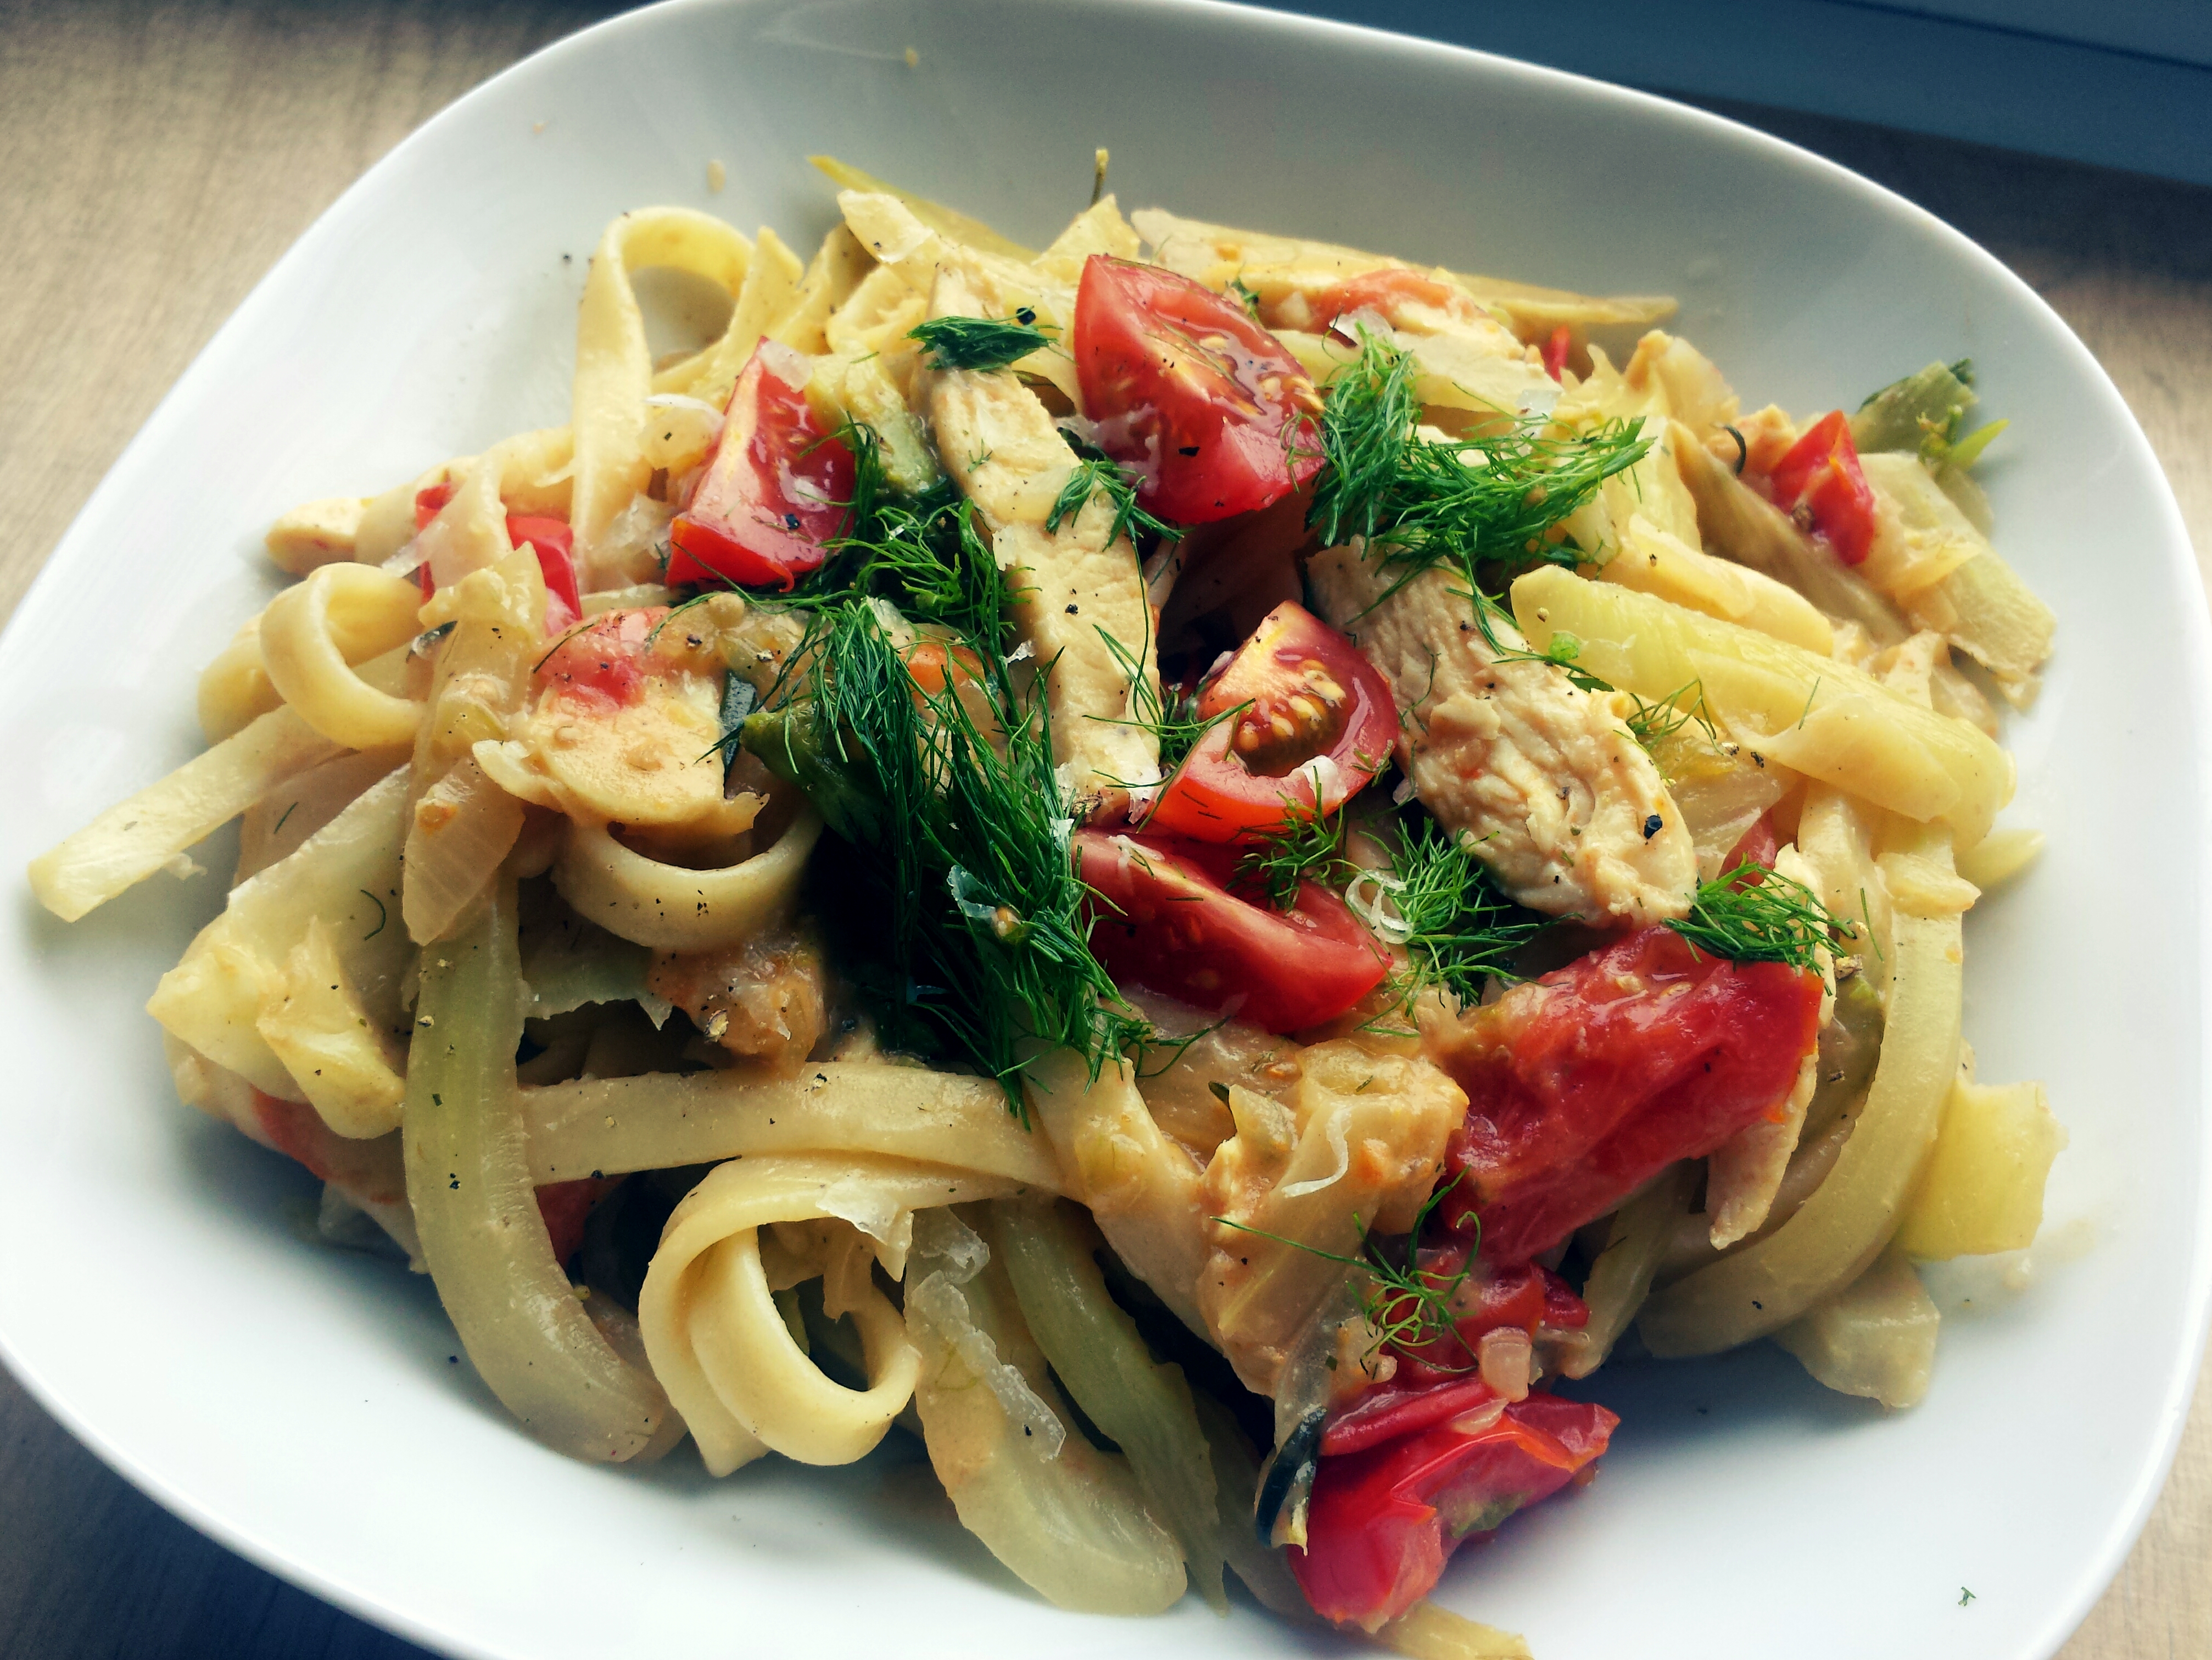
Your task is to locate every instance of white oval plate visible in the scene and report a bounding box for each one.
[2,2,2205,1656]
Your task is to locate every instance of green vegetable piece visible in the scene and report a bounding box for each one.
[402,872,669,1462]
[1850,360,1976,456]
[739,704,884,844]
[992,1200,1227,1611]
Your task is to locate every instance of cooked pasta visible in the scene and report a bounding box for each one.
[29,154,2065,1653]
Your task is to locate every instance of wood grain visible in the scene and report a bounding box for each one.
[0,5,2205,1657]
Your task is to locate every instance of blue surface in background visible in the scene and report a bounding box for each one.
[1235,0,2212,185]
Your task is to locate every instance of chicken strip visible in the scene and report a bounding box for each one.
[924,264,1159,816]
[1307,547,1695,923]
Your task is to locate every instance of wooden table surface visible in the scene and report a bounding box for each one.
[2,3,2207,1656]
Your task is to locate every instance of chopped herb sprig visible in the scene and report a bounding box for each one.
[1214,1174,1482,1373]
[1048,438,1181,548]
[908,310,1055,372]
[1307,329,1650,605]
[1235,798,1355,910]
[744,599,1146,1109]
[1362,815,1550,1010]
[1666,866,1841,974]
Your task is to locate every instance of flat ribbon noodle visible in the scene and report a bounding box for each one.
[570,208,753,586]
[258,563,426,749]
[639,1153,1029,1474]
[552,804,823,951]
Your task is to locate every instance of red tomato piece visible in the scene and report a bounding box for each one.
[534,1176,618,1266]
[668,341,853,591]
[1434,926,1823,1263]
[1301,268,1483,334]
[505,514,582,632]
[1075,830,1388,1032]
[1766,410,1878,566]
[1542,324,1573,382]
[532,606,664,711]
[1147,602,1398,842]
[1073,255,1321,525]
[1292,1392,1617,1629]
[411,484,582,633]
[1723,812,1779,879]
[249,1091,407,1207]
[1384,1257,1590,1386]
[1322,1374,1499,1459]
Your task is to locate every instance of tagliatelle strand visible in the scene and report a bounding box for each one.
[639,1153,1027,1474]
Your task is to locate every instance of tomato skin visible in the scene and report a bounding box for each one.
[505,514,583,632]
[668,341,852,591]
[1723,812,1779,876]
[534,1175,618,1265]
[1384,1258,1589,1386]
[1074,256,1320,525]
[1434,926,1823,1263]
[1303,268,1477,332]
[532,606,664,711]
[1291,1391,1617,1630]
[1075,830,1389,1032]
[412,486,582,633]
[1147,602,1398,842]
[1542,324,1573,382]
[1766,410,1878,566]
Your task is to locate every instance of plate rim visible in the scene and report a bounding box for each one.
[3,2,2208,1657]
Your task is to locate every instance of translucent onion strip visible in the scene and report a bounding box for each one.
[903,1207,1186,1614]
[1557,1161,1698,1379]
[993,1199,1227,1610]
[402,871,671,1462]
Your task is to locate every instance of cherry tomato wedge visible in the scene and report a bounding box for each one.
[1722,811,1778,878]
[1075,830,1388,1032]
[1291,1391,1617,1630]
[668,340,853,591]
[1765,409,1878,566]
[412,486,582,633]
[1432,925,1822,1264]
[1147,602,1398,842]
[1073,255,1320,525]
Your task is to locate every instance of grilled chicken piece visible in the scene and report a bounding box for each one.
[1307,548,1695,923]
[924,263,1159,817]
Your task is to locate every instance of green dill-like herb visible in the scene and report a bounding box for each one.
[1094,623,1244,778]
[1487,626,1611,694]
[1378,815,1549,1009]
[1235,798,1354,910]
[1306,328,1650,605]
[742,599,1144,1109]
[907,310,1055,372]
[1227,274,1263,319]
[1666,866,1840,973]
[1622,679,1716,750]
[1047,439,1181,548]
[1213,1173,1480,1372]
[764,422,1014,647]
